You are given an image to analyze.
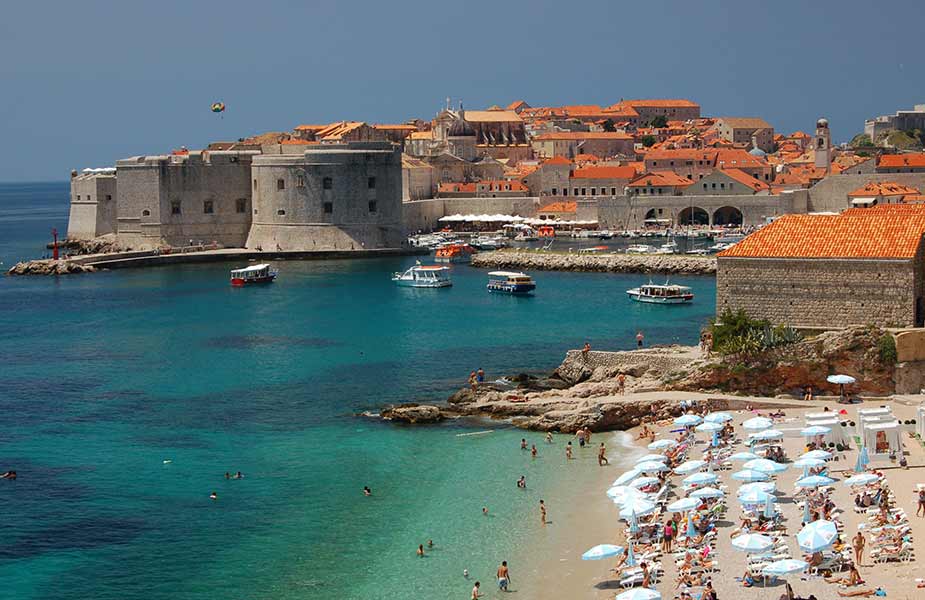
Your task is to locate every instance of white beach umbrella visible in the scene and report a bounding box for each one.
[690,486,724,499]
[762,559,808,578]
[695,421,723,432]
[647,439,677,450]
[729,451,760,461]
[795,475,836,488]
[607,485,638,500]
[826,374,856,385]
[674,414,702,426]
[792,457,826,469]
[611,490,646,507]
[704,412,733,423]
[732,469,770,482]
[619,498,657,519]
[801,425,832,436]
[682,472,718,486]
[636,461,669,473]
[738,488,772,504]
[750,429,784,441]
[743,417,773,431]
[797,520,838,553]
[738,481,776,495]
[843,473,880,487]
[743,458,787,473]
[674,459,706,474]
[613,469,642,487]
[616,588,661,600]
[629,476,661,489]
[581,544,624,560]
[800,450,832,461]
[731,533,774,553]
[635,454,668,464]
[667,497,701,512]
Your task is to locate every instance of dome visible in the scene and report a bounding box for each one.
[448,117,476,137]
[749,146,767,157]
[816,118,828,128]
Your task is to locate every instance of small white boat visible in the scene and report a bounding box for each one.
[625,244,655,254]
[487,271,536,295]
[392,264,452,288]
[654,240,678,255]
[230,263,278,286]
[627,282,694,304]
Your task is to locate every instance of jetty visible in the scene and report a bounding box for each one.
[470,249,717,275]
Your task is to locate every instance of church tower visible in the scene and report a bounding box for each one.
[814,117,831,172]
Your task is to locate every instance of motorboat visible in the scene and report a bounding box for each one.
[707,242,731,253]
[625,244,655,254]
[434,243,476,263]
[392,264,452,288]
[470,236,507,251]
[715,232,746,244]
[230,263,278,286]
[487,271,536,295]
[626,282,694,304]
[654,240,679,254]
[596,230,615,239]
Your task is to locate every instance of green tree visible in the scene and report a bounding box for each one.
[650,115,668,128]
[848,133,875,149]
[641,135,656,148]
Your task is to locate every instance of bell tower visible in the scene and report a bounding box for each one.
[814,117,831,172]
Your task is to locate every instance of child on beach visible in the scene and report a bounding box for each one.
[598,443,609,466]
[566,442,573,460]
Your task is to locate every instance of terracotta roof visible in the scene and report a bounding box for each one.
[409,131,434,140]
[507,100,529,111]
[315,121,367,140]
[373,124,417,130]
[879,153,925,168]
[280,139,318,145]
[627,171,694,188]
[719,211,925,259]
[573,153,601,162]
[538,201,577,213]
[847,181,920,197]
[462,110,523,123]
[543,156,572,166]
[624,99,699,108]
[715,148,769,169]
[602,103,640,117]
[722,168,770,191]
[717,117,773,130]
[294,124,326,131]
[904,194,925,203]
[571,166,638,180]
[533,131,632,140]
[438,182,476,193]
[645,148,718,163]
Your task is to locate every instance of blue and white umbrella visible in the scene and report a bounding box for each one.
[795,475,836,488]
[711,430,720,448]
[686,511,697,539]
[620,498,657,519]
[750,429,784,441]
[855,447,870,473]
[793,457,826,469]
[647,439,677,450]
[636,461,669,473]
[629,476,661,490]
[625,540,637,566]
[616,587,660,600]
[607,485,639,500]
[667,497,700,512]
[731,533,774,553]
[674,414,703,426]
[801,425,831,436]
[738,489,772,505]
[582,544,624,560]
[628,509,639,535]
[704,411,733,423]
[730,451,760,461]
[690,486,724,499]
[801,449,832,461]
[732,469,770,482]
[613,469,642,486]
[763,493,775,518]
[674,459,706,474]
[682,472,718,486]
[797,520,838,553]
[635,454,668,464]
[762,559,808,578]
[743,458,787,473]
[695,421,723,432]
[827,374,856,385]
[739,481,776,494]
[843,473,879,487]
[743,416,773,431]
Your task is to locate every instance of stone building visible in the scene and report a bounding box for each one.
[618,99,701,123]
[714,117,775,152]
[531,131,634,159]
[246,142,403,251]
[846,181,920,208]
[67,169,117,239]
[567,165,638,198]
[716,206,925,329]
[683,169,770,196]
[865,103,925,141]
[877,153,925,173]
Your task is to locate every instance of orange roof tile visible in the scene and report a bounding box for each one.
[538,201,577,213]
[624,99,699,108]
[571,166,638,180]
[533,131,632,140]
[373,124,417,130]
[280,139,318,145]
[847,181,920,198]
[543,156,572,166]
[294,124,326,131]
[719,211,925,259]
[573,153,601,162]
[715,148,769,169]
[644,148,718,163]
[627,171,694,188]
[601,103,640,117]
[722,168,770,191]
[903,194,925,203]
[878,153,925,168]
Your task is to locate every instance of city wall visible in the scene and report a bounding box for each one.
[598,194,795,229]
[805,173,925,213]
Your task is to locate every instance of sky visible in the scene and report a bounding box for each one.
[1,0,923,182]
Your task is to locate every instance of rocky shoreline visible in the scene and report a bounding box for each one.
[470,250,716,274]
[7,259,97,276]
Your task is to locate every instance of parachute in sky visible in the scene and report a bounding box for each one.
[211,102,225,114]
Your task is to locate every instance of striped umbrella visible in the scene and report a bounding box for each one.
[731,533,774,553]
[582,544,624,560]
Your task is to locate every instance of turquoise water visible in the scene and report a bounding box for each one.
[0,184,717,599]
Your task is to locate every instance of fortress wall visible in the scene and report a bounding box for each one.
[67,175,116,239]
[805,173,925,213]
[598,194,793,229]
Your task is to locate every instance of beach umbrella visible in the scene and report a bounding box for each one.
[739,481,776,494]
[826,374,856,385]
[763,493,775,518]
[628,508,639,535]
[801,449,832,461]
[581,544,624,560]
[620,498,657,519]
[636,461,669,473]
[730,451,760,461]
[711,430,719,448]
[732,469,770,482]
[635,454,668,464]
[629,476,661,490]
[795,475,836,488]
[762,559,808,578]
[750,429,784,441]
[743,458,787,473]
[690,486,724,499]
[625,540,637,566]
[682,472,718,486]
[843,473,879,487]
[793,457,826,469]
[738,489,772,505]
[704,411,733,423]
[695,421,723,432]
[607,485,640,501]
[686,511,697,539]
[616,586,659,600]
[613,469,642,487]
[612,490,646,507]
[674,459,706,474]
[667,497,700,512]
[797,520,838,553]
[731,533,774,553]
[647,439,676,450]
[855,447,870,473]
[801,425,831,436]
[802,499,812,524]
[674,414,702,426]
[743,416,773,430]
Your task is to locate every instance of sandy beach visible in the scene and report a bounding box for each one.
[511,393,925,600]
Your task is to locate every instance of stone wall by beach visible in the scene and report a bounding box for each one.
[470,250,716,274]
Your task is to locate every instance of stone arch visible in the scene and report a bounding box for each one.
[713,205,743,226]
[678,206,709,226]
[644,208,658,220]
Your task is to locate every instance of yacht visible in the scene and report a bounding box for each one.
[392,264,452,288]
[654,240,679,254]
[626,282,694,304]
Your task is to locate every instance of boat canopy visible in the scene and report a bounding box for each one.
[233,263,270,274]
[438,214,525,222]
[487,271,529,278]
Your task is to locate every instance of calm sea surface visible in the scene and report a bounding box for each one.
[0,183,716,599]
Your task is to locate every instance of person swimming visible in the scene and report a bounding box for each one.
[233,471,244,479]
[209,491,218,500]
[363,486,372,496]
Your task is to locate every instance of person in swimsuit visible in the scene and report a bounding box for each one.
[853,530,865,565]
[917,488,925,517]
[531,445,537,458]
[636,331,644,348]
[471,581,481,599]
[517,476,526,489]
[520,438,527,450]
[539,500,547,525]
[209,492,217,500]
[566,442,573,460]
[363,486,372,496]
[497,560,511,591]
[417,544,425,557]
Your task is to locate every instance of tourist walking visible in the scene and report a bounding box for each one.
[598,442,609,466]
[853,530,866,565]
[539,499,547,525]
[662,519,674,552]
[636,331,644,348]
[496,560,511,592]
[916,487,925,517]
[617,373,625,395]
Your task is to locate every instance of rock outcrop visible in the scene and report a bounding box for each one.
[471,251,716,275]
[380,403,446,424]
[46,234,126,256]
[7,260,97,276]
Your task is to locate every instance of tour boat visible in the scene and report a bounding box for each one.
[230,263,278,286]
[392,264,452,288]
[434,243,476,263]
[487,271,536,295]
[626,282,694,304]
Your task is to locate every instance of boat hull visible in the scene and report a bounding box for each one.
[393,279,452,288]
[488,282,536,295]
[433,255,470,263]
[230,274,276,286]
[626,291,693,304]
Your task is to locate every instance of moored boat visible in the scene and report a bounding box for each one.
[392,264,452,288]
[230,263,278,286]
[486,271,536,295]
[434,243,476,263]
[626,282,694,304]
[625,244,655,254]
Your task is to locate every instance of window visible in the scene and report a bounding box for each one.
[236,198,247,213]
[368,200,377,213]
[581,188,586,196]
[323,202,333,214]
[551,188,558,195]
[720,183,725,189]
[703,183,708,189]
[657,188,663,195]
[142,209,150,217]
[562,189,568,196]
[76,195,81,200]
[573,188,579,195]
[106,194,112,201]
[296,175,305,188]
[277,209,286,216]
[652,161,658,166]
[171,201,181,215]
[368,176,376,189]
[230,156,239,163]
[253,179,257,190]
[323,177,333,190]
[203,200,214,214]
[711,183,716,189]
[277,178,285,190]
[611,187,616,195]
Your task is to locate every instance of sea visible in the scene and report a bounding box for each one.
[0,182,717,600]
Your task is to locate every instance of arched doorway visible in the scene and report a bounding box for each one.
[644,208,658,221]
[713,206,743,226]
[678,206,709,226]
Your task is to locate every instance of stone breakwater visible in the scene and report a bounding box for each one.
[7,259,97,276]
[470,251,716,274]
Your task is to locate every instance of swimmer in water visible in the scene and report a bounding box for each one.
[363,486,372,496]
[531,444,537,458]
[417,544,425,557]
[566,442,573,460]
[225,472,231,479]
[234,471,243,479]
[545,432,553,444]
[210,492,218,500]
[520,438,527,450]
[463,569,469,578]
[517,476,526,489]
[483,507,489,516]
[427,539,434,548]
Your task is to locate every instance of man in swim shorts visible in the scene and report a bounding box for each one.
[497,560,510,591]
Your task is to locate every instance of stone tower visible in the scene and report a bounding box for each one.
[814,117,831,172]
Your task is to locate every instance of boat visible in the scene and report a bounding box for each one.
[654,240,679,255]
[626,282,694,304]
[230,263,278,286]
[470,236,507,251]
[434,243,476,263]
[537,225,556,238]
[715,232,746,244]
[392,264,452,288]
[596,230,615,240]
[625,244,655,254]
[486,271,536,295]
[513,233,539,242]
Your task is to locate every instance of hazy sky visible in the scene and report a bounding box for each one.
[2,0,923,181]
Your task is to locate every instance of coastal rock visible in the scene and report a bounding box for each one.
[470,250,716,275]
[7,259,97,276]
[47,234,126,256]
[380,403,445,424]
